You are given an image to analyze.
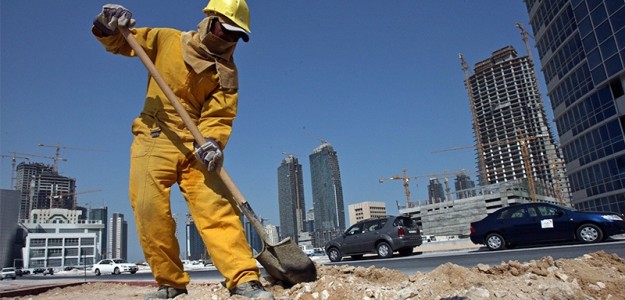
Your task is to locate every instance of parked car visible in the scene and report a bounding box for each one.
[470,202,625,250]
[1,267,17,280]
[43,267,54,275]
[92,259,138,276]
[32,268,46,274]
[325,215,422,262]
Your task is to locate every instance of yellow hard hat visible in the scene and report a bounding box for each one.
[203,0,250,33]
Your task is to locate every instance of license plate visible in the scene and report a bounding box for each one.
[409,230,417,233]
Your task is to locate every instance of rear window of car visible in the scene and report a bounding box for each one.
[394,217,418,229]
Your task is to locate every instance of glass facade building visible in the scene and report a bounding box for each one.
[525,0,625,214]
[277,155,305,242]
[309,143,345,231]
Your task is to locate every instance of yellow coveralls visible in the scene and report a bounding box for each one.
[94,27,260,290]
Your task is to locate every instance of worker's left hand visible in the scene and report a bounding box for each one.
[195,138,223,172]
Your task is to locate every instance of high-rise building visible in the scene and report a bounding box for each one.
[347,201,387,226]
[0,189,20,268]
[309,143,345,232]
[185,214,208,261]
[463,46,570,203]
[89,207,108,258]
[108,213,128,260]
[524,0,625,214]
[15,162,76,220]
[277,155,305,242]
[454,173,477,199]
[427,178,446,204]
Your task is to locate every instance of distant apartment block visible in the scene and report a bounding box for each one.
[186,215,208,261]
[89,207,108,258]
[427,178,446,204]
[348,201,387,226]
[108,213,128,260]
[455,172,477,199]
[525,0,625,214]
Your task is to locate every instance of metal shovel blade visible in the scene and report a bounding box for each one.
[255,237,317,286]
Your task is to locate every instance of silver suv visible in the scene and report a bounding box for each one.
[1,267,17,280]
[325,215,422,262]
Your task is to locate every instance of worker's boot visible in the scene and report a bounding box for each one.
[144,285,188,299]
[229,280,274,299]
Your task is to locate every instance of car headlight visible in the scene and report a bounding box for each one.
[602,215,624,221]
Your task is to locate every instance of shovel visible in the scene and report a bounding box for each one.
[119,27,317,286]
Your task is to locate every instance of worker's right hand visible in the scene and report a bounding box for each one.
[93,4,136,36]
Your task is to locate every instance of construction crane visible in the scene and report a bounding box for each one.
[1,152,30,189]
[459,53,488,186]
[433,132,547,202]
[48,189,102,210]
[38,143,104,173]
[379,168,419,209]
[1,152,62,189]
[515,22,535,62]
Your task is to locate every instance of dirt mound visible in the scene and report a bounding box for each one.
[9,251,625,300]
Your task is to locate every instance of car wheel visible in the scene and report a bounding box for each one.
[113,267,120,275]
[577,224,603,243]
[95,269,101,276]
[327,247,342,262]
[485,233,506,250]
[398,247,413,256]
[130,271,137,274]
[376,241,393,258]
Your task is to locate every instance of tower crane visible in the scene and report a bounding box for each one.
[1,152,61,188]
[459,53,488,186]
[379,168,419,209]
[38,143,103,173]
[432,132,548,202]
[48,189,102,210]
[1,152,30,189]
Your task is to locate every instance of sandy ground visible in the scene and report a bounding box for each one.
[2,242,625,299]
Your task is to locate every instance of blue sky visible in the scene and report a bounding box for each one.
[1,1,551,262]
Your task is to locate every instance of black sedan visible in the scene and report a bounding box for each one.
[470,202,625,250]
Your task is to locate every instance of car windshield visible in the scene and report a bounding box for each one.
[113,259,128,264]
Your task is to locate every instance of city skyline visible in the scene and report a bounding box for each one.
[2,1,601,261]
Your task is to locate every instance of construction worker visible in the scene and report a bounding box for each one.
[91,1,274,299]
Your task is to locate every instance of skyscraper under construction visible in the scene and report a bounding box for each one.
[462,46,570,203]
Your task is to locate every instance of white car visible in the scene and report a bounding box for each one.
[1,267,17,280]
[92,259,138,276]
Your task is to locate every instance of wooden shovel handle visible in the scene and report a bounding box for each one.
[118,27,268,238]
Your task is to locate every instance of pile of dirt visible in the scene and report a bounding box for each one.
[10,251,625,299]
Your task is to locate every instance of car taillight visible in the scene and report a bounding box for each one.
[470,226,476,234]
[398,227,405,237]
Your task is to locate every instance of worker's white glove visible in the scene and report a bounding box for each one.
[195,138,223,172]
[93,4,136,36]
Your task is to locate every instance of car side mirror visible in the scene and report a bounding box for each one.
[556,210,565,216]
